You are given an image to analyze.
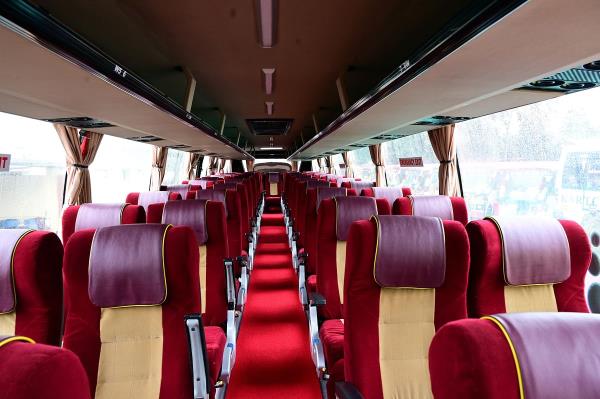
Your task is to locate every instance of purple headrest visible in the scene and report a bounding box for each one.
[0,229,33,313]
[487,217,571,285]
[201,176,221,181]
[334,196,377,241]
[487,312,600,398]
[350,180,374,190]
[373,215,446,288]
[138,191,170,212]
[195,190,227,217]
[316,187,347,212]
[337,178,354,187]
[326,174,338,182]
[89,224,169,308]
[307,180,330,189]
[372,187,404,206]
[75,203,125,232]
[189,179,210,189]
[162,200,209,245]
[409,195,454,220]
[214,182,238,191]
[269,173,279,183]
[166,184,190,197]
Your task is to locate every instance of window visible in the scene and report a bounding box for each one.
[350,147,375,182]
[0,113,65,232]
[90,135,152,202]
[162,149,188,185]
[332,153,344,175]
[382,132,439,193]
[455,86,600,311]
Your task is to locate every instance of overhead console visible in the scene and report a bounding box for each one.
[0,0,253,160]
[290,0,600,160]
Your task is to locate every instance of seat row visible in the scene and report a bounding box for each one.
[0,171,267,399]
[279,171,595,399]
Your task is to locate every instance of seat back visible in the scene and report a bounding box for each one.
[0,336,91,399]
[393,195,468,225]
[163,184,190,198]
[62,203,145,243]
[430,312,600,399]
[0,230,63,345]
[362,186,411,207]
[344,215,469,399]
[467,217,591,317]
[342,180,374,191]
[125,191,182,215]
[63,224,201,399]
[316,196,382,319]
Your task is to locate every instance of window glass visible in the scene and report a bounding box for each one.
[455,86,600,311]
[90,135,152,202]
[382,132,439,193]
[0,113,65,232]
[350,146,375,182]
[332,153,344,175]
[162,149,188,185]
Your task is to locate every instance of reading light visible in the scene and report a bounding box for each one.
[265,101,274,115]
[256,0,277,48]
[262,68,275,94]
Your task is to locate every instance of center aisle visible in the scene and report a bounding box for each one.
[226,205,322,399]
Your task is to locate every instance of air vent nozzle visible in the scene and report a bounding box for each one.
[43,116,114,129]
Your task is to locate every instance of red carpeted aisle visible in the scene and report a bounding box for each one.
[226,206,322,399]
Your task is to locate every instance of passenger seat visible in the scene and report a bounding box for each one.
[125,191,182,216]
[393,194,468,225]
[0,229,63,345]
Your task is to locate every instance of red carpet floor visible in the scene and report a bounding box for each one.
[226,209,322,399]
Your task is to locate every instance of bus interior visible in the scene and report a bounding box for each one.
[1,1,600,398]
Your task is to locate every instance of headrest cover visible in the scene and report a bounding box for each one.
[326,174,337,182]
[162,200,209,245]
[195,190,227,217]
[138,191,170,211]
[189,179,210,189]
[487,217,570,285]
[0,229,32,313]
[75,203,125,232]
[316,187,347,212]
[337,178,354,187]
[350,180,374,190]
[372,187,404,206]
[410,195,454,220]
[334,196,377,241]
[269,172,279,183]
[487,312,600,398]
[166,184,189,197]
[373,215,446,288]
[214,182,238,191]
[89,224,169,308]
[307,180,330,189]
[201,176,221,181]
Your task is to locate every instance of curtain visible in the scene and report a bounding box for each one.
[218,158,226,174]
[54,124,103,205]
[150,146,168,190]
[186,152,202,180]
[207,156,219,175]
[428,124,460,196]
[290,160,299,172]
[195,155,204,178]
[341,152,354,178]
[316,158,323,172]
[369,144,386,187]
[245,159,255,172]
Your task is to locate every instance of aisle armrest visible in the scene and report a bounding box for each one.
[221,258,238,383]
[184,314,211,399]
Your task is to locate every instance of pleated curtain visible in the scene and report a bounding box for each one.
[245,159,255,172]
[150,146,168,190]
[316,158,323,172]
[428,124,460,196]
[291,160,299,172]
[186,152,202,180]
[369,144,386,187]
[54,124,103,205]
[341,152,354,178]
[218,158,226,174]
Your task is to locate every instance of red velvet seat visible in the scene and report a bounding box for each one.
[62,203,145,243]
[466,217,591,317]
[63,224,225,398]
[125,191,181,219]
[0,230,63,345]
[362,186,412,210]
[393,195,468,225]
[341,180,374,191]
[0,336,91,399]
[315,196,390,397]
[147,200,230,327]
[339,215,469,399]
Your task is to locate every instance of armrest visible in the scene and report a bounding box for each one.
[336,382,365,399]
[184,314,210,399]
[309,292,326,306]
